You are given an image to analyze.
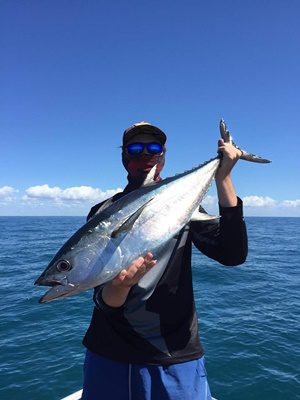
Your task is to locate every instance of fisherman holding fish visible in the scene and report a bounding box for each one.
[81,121,248,400]
[36,120,270,397]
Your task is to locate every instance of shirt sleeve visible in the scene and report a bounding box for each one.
[190,197,248,266]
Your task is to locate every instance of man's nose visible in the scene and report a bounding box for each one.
[140,144,150,155]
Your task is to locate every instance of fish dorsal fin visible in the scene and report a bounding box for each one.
[111,198,153,238]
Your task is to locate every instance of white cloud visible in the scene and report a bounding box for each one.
[242,196,300,209]
[202,195,217,207]
[25,185,61,199]
[0,186,18,202]
[281,199,300,208]
[23,184,122,205]
[60,186,118,201]
[0,186,17,197]
[1,184,300,216]
[242,195,277,207]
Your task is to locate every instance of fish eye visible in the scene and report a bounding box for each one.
[56,260,72,272]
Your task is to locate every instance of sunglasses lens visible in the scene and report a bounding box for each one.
[126,142,163,156]
[127,143,144,155]
[147,143,163,154]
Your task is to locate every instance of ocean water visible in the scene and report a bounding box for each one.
[0,216,299,400]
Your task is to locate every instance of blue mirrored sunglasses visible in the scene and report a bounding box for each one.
[126,142,163,156]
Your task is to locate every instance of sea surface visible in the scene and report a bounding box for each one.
[0,217,299,400]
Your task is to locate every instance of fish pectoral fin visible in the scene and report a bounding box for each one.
[190,210,219,222]
[111,198,153,238]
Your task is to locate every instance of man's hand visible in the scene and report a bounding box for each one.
[215,139,242,207]
[101,253,157,308]
[215,139,242,181]
[112,252,157,287]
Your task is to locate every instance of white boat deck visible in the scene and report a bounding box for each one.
[61,389,218,400]
[61,390,82,400]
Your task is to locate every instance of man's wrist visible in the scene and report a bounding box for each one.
[102,282,131,308]
[215,173,231,184]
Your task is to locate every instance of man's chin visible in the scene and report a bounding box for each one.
[137,166,155,174]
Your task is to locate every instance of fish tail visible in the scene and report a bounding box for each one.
[220,118,271,163]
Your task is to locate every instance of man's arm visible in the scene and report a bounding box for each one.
[191,199,248,266]
[191,139,248,266]
[215,138,241,207]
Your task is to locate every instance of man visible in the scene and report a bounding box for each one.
[82,122,248,400]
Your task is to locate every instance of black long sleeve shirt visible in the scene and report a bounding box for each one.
[83,193,248,365]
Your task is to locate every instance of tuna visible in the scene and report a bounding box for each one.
[35,119,271,303]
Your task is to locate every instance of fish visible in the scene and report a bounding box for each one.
[35,119,271,303]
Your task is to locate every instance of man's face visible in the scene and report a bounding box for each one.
[122,133,166,180]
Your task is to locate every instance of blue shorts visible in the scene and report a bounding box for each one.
[82,350,212,400]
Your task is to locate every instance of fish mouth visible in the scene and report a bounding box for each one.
[38,282,78,304]
[35,275,77,303]
[34,274,68,287]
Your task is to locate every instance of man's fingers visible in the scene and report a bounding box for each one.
[139,265,146,273]
[135,256,145,266]
[146,260,157,269]
[113,269,127,282]
[218,141,241,159]
[112,254,157,287]
[132,253,154,269]
[127,255,156,276]
[144,252,153,260]
[143,253,156,271]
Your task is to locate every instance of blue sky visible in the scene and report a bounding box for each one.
[1,0,299,216]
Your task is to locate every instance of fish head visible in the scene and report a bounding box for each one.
[35,233,107,303]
